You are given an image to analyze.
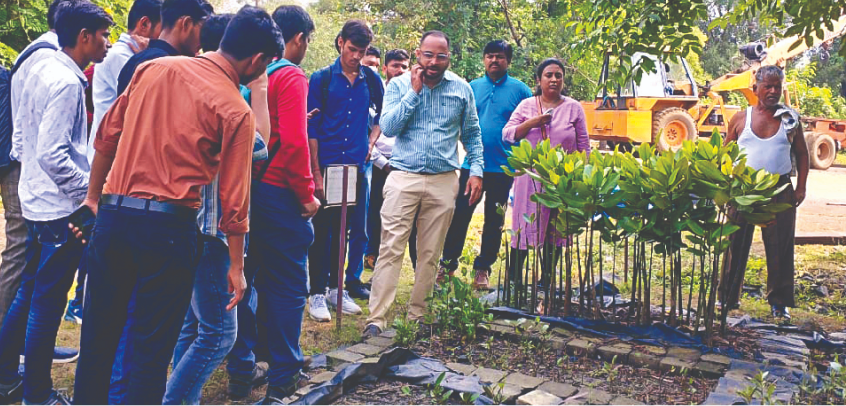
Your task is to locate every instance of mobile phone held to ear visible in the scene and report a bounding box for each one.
[69,205,96,241]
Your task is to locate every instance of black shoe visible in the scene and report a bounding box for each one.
[771,304,791,320]
[346,283,370,299]
[228,362,269,400]
[362,324,382,340]
[0,378,22,404]
[258,376,299,405]
[25,390,71,405]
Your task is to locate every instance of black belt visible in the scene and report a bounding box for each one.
[100,194,197,221]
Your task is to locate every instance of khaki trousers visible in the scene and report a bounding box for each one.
[367,171,458,330]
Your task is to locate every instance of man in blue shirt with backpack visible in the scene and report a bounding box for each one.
[306,20,383,323]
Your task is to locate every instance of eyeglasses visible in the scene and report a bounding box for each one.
[421,51,450,62]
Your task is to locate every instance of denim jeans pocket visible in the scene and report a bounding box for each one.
[35,219,70,247]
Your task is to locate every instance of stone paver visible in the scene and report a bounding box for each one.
[566,338,599,357]
[598,343,632,363]
[693,361,726,378]
[666,347,701,362]
[346,343,382,356]
[379,329,396,339]
[538,381,578,399]
[550,336,569,351]
[659,356,697,373]
[500,384,524,402]
[760,352,807,369]
[446,362,477,376]
[361,357,380,364]
[629,346,665,369]
[552,327,574,337]
[365,336,394,348]
[700,353,731,366]
[489,324,513,336]
[563,389,614,405]
[472,367,507,384]
[331,362,350,372]
[517,389,563,405]
[295,385,312,396]
[326,350,364,366]
[309,371,336,384]
[610,395,645,405]
[505,372,546,389]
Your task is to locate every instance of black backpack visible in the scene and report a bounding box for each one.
[0,42,59,172]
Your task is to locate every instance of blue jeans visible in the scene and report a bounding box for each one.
[344,161,371,286]
[73,203,199,405]
[227,231,268,379]
[164,235,237,404]
[243,182,313,386]
[107,294,135,405]
[0,217,84,403]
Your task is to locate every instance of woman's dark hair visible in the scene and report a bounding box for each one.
[534,57,567,96]
[483,40,513,62]
[339,19,372,48]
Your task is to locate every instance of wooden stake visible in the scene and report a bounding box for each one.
[336,166,349,331]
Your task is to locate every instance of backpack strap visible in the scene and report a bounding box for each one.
[10,42,58,77]
[361,66,384,116]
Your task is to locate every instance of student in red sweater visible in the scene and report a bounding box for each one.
[226,5,320,404]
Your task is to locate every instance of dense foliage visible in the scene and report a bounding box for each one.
[503,136,793,342]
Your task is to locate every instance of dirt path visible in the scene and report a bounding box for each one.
[796,166,846,233]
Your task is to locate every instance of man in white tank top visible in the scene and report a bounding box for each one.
[720,65,809,321]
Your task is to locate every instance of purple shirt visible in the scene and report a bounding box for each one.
[503,96,590,248]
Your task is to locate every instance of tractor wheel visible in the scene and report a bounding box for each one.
[652,107,698,152]
[808,132,837,170]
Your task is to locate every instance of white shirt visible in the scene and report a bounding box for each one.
[14,51,90,221]
[10,31,59,162]
[738,106,792,176]
[88,33,137,163]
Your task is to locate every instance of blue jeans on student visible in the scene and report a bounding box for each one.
[164,235,237,404]
[242,182,313,387]
[226,249,263,380]
[107,294,135,405]
[73,203,199,405]
[0,217,84,403]
[344,162,371,286]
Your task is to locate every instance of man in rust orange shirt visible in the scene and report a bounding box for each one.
[71,6,284,405]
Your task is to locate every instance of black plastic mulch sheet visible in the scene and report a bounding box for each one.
[729,315,846,351]
[294,348,492,405]
[486,306,747,356]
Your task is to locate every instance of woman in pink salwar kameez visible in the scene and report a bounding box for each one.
[502,58,591,286]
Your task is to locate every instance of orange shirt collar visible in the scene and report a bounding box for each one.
[199,52,240,88]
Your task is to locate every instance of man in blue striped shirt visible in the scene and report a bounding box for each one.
[364,30,484,338]
[439,40,532,290]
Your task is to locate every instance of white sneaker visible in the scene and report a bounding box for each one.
[308,294,331,322]
[327,288,363,315]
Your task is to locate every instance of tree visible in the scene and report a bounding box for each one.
[0,0,131,67]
